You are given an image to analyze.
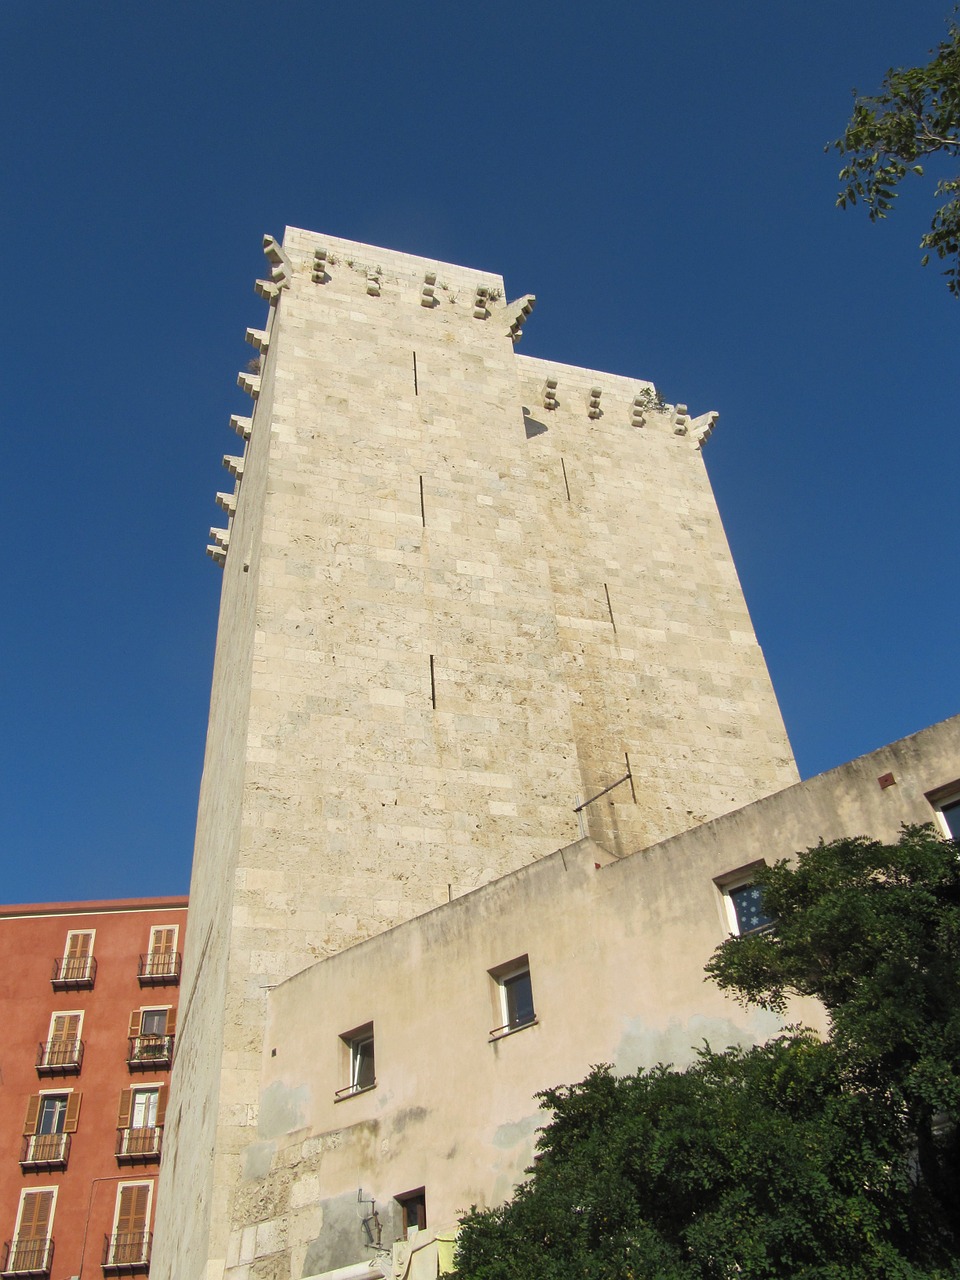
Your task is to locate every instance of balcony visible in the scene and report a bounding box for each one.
[101,1232,151,1274]
[127,1034,174,1070]
[116,1126,162,1162]
[36,1039,83,1075]
[19,1133,70,1170]
[1,1237,53,1276]
[51,955,96,989]
[137,952,181,986]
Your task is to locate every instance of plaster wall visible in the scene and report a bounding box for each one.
[0,899,186,1278]
[244,715,960,1278]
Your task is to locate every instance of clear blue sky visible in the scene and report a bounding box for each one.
[1,1,957,902]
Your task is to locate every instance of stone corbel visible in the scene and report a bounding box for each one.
[542,378,558,411]
[206,543,226,567]
[673,404,690,436]
[588,387,602,420]
[238,372,261,399]
[230,414,253,440]
[312,248,329,284]
[216,490,238,517]
[502,294,536,342]
[690,410,718,448]
[421,271,437,307]
[245,328,269,353]
[262,235,291,285]
[223,455,245,479]
[254,279,281,304]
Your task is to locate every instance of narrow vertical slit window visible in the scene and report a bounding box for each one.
[560,457,571,501]
[429,655,436,709]
[419,475,426,527]
[412,351,418,395]
[604,584,617,633]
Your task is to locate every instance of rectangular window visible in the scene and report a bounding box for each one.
[128,1008,175,1068]
[53,930,96,987]
[8,1188,56,1273]
[140,925,180,983]
[20,1094,78,1169]
[105,1183,152,1267]
[727,882,774,934]
[337,1023,375,1097]
[395,1188,426,1240]
[927,783,960,840]
[716,863,774,936]
[117,1086,166,1160]
[38,1011,83,1073]
[489,956,536,1038]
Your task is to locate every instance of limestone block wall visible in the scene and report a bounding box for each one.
[515,355,797,854]
[154,227,798,1280]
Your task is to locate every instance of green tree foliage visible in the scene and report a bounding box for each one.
[453,829,960,1278]
[828,19,960,295]
[706,826,960,1238]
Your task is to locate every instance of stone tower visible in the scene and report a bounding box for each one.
[153,229,797,1279]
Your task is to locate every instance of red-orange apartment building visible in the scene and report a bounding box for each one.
[0,898,187,1279]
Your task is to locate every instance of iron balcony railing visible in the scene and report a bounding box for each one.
[36,1039,83,1074]
[51,955,96,989]
[19,1132,70,1169]
[137,952,181,985]
[127,1034,174,1069]
[101,1231,151,1272]
[1,1236,53,1276]
[116,1126,162,1161]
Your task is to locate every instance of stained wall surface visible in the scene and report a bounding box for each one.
[250,715,960,1278]
[154,229,797,1280]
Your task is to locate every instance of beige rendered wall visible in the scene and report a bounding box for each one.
[154,228,797,1279]
[247,714,960,1279]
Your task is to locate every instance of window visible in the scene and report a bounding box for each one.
[104,1183,151,1270]
[716,863,774,936]
[489,956,536,1038]
[336,1023,375,1097]
[139,926,180,984]
[5,1188,56,1275]
[117,1086,165,1160]
[128,1008,175,1068]
[395,1188,426,1240]
[52,930,96,987]
[928,783,960,839]
[37,1011,83,1073]
[20,1094,79,1168]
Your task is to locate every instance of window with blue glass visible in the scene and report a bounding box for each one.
[938,796,960,840]
[728,882,774,934]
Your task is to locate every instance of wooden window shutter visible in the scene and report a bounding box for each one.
[19,1190,53,1239]
[22,1096,41,1136]
[151,927,176,955]
[165,1007,177,1035]
[128,1010,142,1038]
[116,1184,149,1235]
[51,1013,80,1042]
[64,1093,82,1133]
[117,1089,133,1129]
[156,1085,168,1127]
[67,931,93,959]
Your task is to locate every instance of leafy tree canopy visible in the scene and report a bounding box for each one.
[707,825,960,1232]
[828,18,960,295]
[453,828,960,1278]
